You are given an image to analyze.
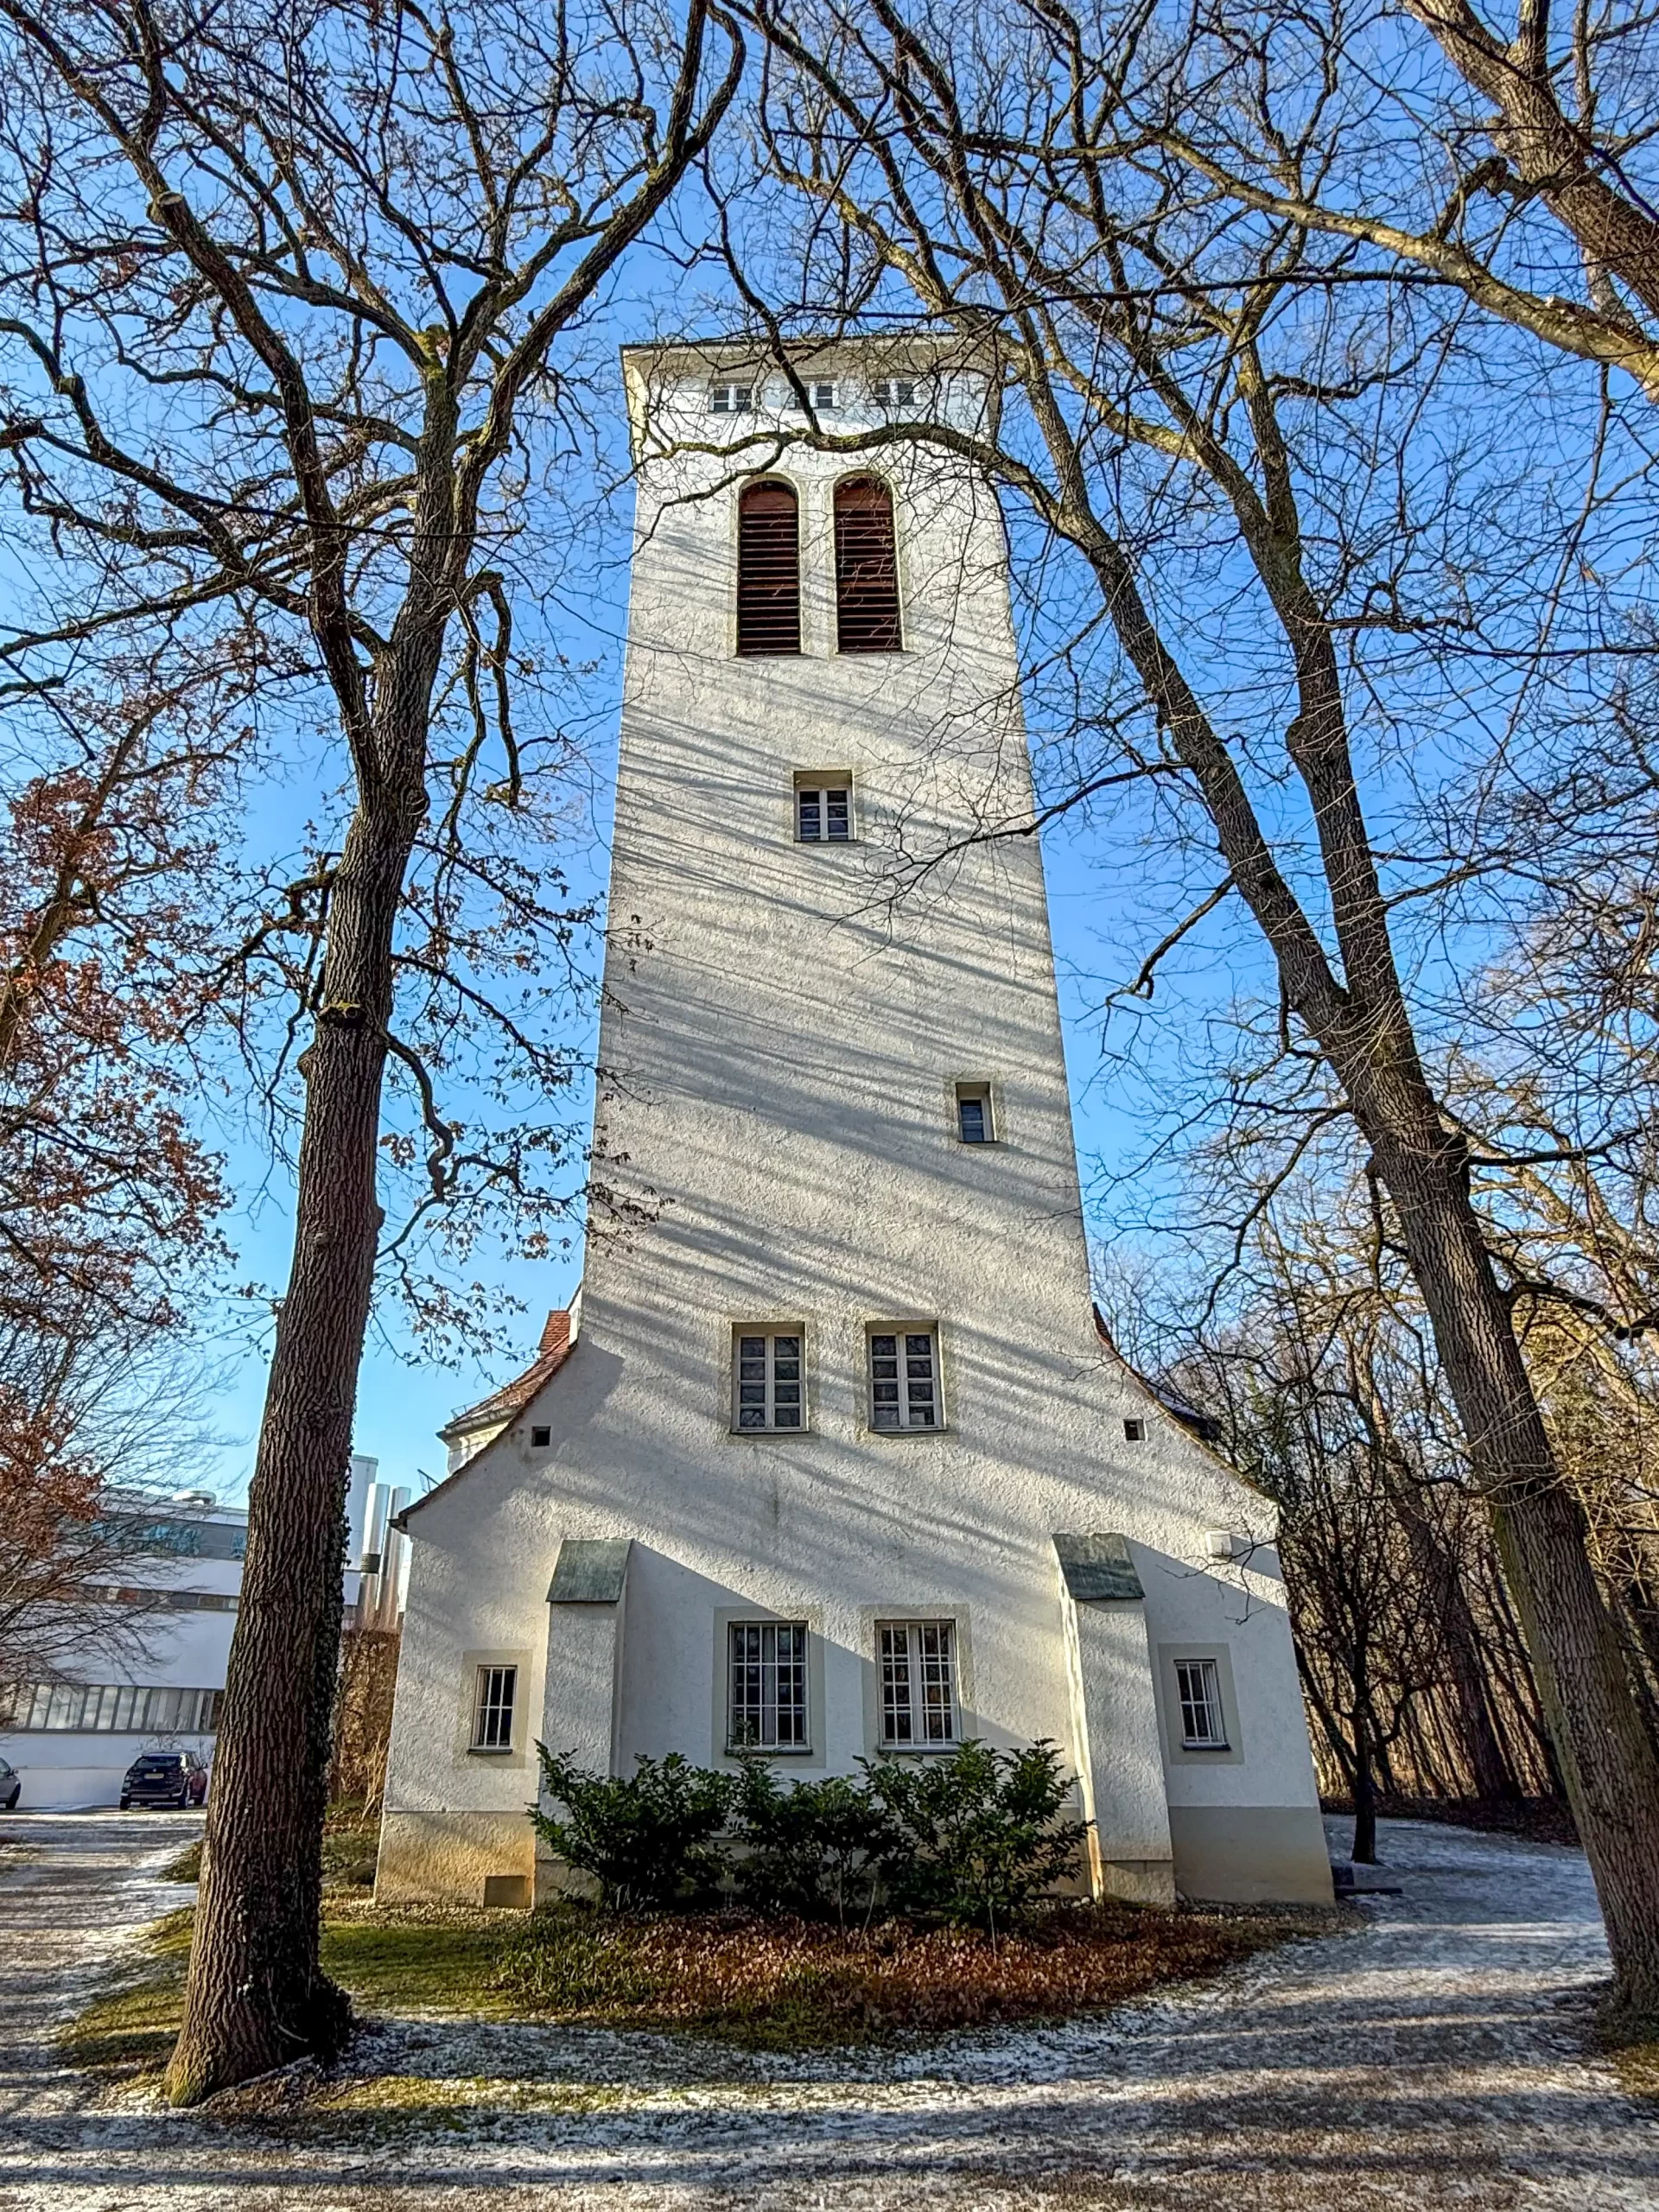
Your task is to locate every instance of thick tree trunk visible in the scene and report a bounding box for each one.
[1366,1108,1659,2016]
[165,791,419,2103]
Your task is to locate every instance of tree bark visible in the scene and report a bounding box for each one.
[1389,1478,1522,1801]
[1361,1102,1659,2014]
[1351,1707,1378,1865]
[165,786,420,2102]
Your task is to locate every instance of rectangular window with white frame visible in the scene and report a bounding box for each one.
[784,378,837,411]
[795,778,853,843]
[878,1619,957,1746]
[727,1620,809,1750]
[868,1326,941,1430]
[1174,1656,1228,1750]
[954,1081,995,1143]
[708,380,752,413]
[733,1330,804,1431]
[471,1663,517,1751]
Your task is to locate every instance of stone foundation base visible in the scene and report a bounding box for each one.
[375,1808,536,1907]
[1168,1803,1333,1904]
[1096,1856,1178,1907]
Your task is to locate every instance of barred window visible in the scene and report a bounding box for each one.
[834,477,901,652]
[2,1682,223,1733]
[737,480,801,656]
[796,782,851,842]
[879,1620,957,1746]
[868,1328,940,1430]
[733,1331,804,1431]
[728,1621,809,1750]
[471,1664,517,1751]
[1174,1658,1228,1750]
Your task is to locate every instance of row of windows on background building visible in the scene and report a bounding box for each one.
[738,476,900,657]
[709,374,920,416]
[468,1641,1231,1760]
[5,1683,225,1734]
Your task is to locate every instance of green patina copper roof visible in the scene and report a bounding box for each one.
[1052,1531,1144,1602]
[546,1537,632,1605]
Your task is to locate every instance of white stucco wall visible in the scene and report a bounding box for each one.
[381,343,1327,1906]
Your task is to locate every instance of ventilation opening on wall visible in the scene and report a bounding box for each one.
[835,477,901,652]
[1123,1418,1147,1442]
[737,480,801,655]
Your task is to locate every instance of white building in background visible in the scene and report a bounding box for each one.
[378,339,1331,1913]
[2,1457,409,1808]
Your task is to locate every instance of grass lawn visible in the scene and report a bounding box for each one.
[67,1877,1331,2082]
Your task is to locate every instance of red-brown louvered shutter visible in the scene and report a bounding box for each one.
[736,480,801,655]
[835,477,901,653]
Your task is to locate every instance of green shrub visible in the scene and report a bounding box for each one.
[531,1747,736,1911]
[730,1761,897,1926]
[863,1739,1086,1934]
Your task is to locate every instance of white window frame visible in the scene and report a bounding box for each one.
[709,380,753,414]
[471,1662,518,1752]
[795,778,854,843]
[1173,1656,1228,1750]
[954,1081,995,1143]
[732,1328,805,1433]
[868,1325,943,1432]
[870,376,918,408]
[785,378,837,411]
[727,1619,810,1751]
[877,1618,958,1747]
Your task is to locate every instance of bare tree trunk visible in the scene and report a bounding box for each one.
[1389,1480,1522,1800]
[1351,1707,1378,1865]
[166,791,418,2101]
[1366,1109,1659,2012]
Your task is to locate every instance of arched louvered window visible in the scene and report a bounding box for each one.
[736,480,801,656]
[835,476,901,653]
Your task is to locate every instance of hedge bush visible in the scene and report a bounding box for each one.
[533,1738,1087,1929]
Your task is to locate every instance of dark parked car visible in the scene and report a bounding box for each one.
[0,1757,19,1810]
[119,1749,208,1809]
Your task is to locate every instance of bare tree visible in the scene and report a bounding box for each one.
[0,0,741,2096]
[717,0,1659,2012]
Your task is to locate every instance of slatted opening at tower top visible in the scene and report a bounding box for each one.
[835,476,901,652]
[736,480,801,655]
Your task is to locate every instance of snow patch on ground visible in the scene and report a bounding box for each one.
[1,1811,1654,2208]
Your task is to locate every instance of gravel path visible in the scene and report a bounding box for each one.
[0,1810,1654,2209]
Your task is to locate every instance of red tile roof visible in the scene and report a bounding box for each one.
[438,1310,574,1442]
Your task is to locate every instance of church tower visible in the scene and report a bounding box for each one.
[378,342,1329,1910]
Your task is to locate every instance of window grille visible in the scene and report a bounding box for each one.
[797,784,851,842]
[870,376,917,408]
[834,477,901,652]
[709,381,753,413]
[3,1682,224,1733]
[737,480,801,656]
[955,1083,993,1142]
[879,1620,957,1745]
[728,1620,809,1749]
[472,1664,517,1751]
[869,1329,939,1429]
[734,1332,804,1430]
[1174,1657,1228,1749]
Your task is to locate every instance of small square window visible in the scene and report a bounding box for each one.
[1174,1657,1228,1750]
[955,1082,995,1143]
[732,1330,805,1432]
[879,1619,957,1745]
[471,1664,517,1751]
[796,778,853,842]
[728,1619,809,1749]
[868,1326,941,1431]
[531,1425,551,1448]
[1122,1417,1146,1442]
[709,381,753,414]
